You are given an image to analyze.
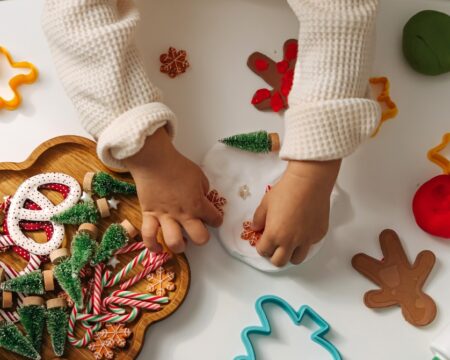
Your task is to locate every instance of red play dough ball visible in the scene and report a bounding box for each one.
[413,175,450,238]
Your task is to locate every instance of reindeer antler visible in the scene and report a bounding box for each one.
[352,229,437,326]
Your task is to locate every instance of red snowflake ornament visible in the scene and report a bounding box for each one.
[240,221,262,247]
[248,39,298,113]
[160,47,190,78]
[207,189,227,215]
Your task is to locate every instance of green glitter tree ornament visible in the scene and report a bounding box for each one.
[0,321,41,360]
[70,231,97,277]
[219,131,280,153]
[51,200,100,225]
[18,300,46,353]
[54,260,84,309]
[91,223,128,265]
[46,301,69,357]
[0,271,44,295]
[85,171,137,198]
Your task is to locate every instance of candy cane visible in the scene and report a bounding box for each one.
[103,296,161,312]
[104,248,150,288]
[75,307,140,323]
[119,252,169,290]
[113,241,146,255]
[68,289,102,347]
[110,290,168,304]
[92,264,104,315]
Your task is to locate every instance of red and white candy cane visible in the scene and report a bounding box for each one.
[68,288,102,348]
[92,264,105,315]
[120,252,170,290]
[103,290,168,314]
[103,248,150,288]
[103,296,161,312]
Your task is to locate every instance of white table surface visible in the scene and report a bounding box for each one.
[1,0,450,359]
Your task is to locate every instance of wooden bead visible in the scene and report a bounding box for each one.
[78,223,99,240]
[23,296,45,306]
[121,219,139,239]
[269,133,281,152]
[2,291,12,309]
[43,270,55,292]
[50,248,70,264]
[83,172,95,193]
[97,198,111,218]
[47,297,66,309]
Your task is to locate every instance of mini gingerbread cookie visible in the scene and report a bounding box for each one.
[160,47,190,78]
[240,221,262,247]
[206,190,227,215]
[352,229,437,326]
[247,39,298,112]
[146,266,176,297]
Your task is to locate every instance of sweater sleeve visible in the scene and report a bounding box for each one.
[42,0,176,169]
[281,0,381,161]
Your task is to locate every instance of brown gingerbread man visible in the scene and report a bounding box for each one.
[352,229,436,326]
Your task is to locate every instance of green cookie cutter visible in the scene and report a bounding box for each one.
[235,295,342,360]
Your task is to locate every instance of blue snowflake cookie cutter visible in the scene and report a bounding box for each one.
[235,295,342,360]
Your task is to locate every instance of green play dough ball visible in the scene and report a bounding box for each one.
[403,10,450,76]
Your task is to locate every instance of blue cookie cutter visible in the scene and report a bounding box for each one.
[235,295,342,360]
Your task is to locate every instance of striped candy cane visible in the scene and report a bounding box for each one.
[110,290,169,304]
[68,288,102,347]
[76,307,140,323]
[113,241,146,255]
[119,252,169,290]
[104,248,150,288]
[103,296,161,312]
[92,264,105,315]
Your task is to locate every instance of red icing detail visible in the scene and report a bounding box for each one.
[251,89,271,105]
[276,60,289,74]
[413,175,450,238]
[285,42,299,62]
[254,59,269,71]
[270,92,284,112]
[280,69,294,97]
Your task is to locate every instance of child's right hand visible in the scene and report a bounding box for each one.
[124,128,223,253]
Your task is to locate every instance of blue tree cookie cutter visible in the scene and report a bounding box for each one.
[235,295,342,360]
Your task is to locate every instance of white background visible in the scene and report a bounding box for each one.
[1,0,450,359]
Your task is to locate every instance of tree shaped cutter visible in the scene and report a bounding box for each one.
[352,229,437,326]
[247,39,298,112]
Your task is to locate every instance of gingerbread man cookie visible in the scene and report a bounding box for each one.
[352,229,437,326]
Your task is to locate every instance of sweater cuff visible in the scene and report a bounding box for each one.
[280,99,381,161]
[97,102,177,169]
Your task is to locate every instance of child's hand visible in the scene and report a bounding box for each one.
[252,160,341,267]
[124,128,223,253]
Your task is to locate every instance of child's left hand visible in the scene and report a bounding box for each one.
[251,159,341,267]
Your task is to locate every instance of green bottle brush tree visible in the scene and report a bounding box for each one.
[86,171,137,198]
[219,131,280,153]
[0,321,41,360]
[91,223,129,265]
[51,200,100,225]
[54,260,84,309]
[18,300,46,353]
[0,271,44,295]
[46,301,69,357]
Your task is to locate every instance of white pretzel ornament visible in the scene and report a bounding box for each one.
[7,173,81,255]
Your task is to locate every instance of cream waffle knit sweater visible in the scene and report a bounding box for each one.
[42,0,381,169]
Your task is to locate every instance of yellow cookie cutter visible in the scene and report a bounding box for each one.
[0,46,39,111]
[428,133,450,174]
[370,77,399,137]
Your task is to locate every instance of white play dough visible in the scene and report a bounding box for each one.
[202,144,339,273]
[7,173,81,255]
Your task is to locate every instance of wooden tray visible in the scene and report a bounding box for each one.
[0,135,190,360]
